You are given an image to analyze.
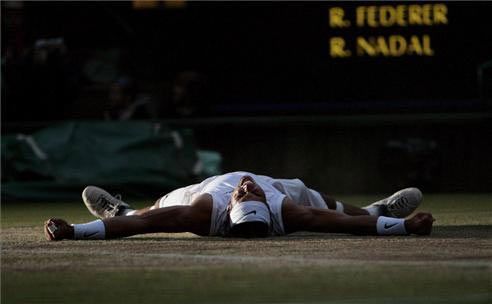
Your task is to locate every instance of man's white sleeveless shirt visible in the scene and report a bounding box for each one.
[158,171,326,236]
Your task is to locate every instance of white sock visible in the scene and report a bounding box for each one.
[376,217,407,235]
[72,220,106,240]
[335,201,345,214]
[364,205,381,216]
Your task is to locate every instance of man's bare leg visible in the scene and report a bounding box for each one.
[121,200,161,216]
[319,188,423,219]
[320,193,370,216]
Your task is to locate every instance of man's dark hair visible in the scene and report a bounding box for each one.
[228,221,269,238]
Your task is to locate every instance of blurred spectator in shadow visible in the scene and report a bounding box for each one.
[104,76,157,120]
[30,38,79,120]
[3,37,80,122]
[168,70,211,117]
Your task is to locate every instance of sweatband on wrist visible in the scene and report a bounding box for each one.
[376,216,407,235]
[73,220,106,240]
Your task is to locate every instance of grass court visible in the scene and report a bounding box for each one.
[2,193,491,303]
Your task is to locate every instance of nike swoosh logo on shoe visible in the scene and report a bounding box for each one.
[384,223,398,229]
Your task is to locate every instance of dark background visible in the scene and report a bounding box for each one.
[2,1,491,194]
[3,1,492,120]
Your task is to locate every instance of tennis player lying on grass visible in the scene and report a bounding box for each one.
[44,171,435,240]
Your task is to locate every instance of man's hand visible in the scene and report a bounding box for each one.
[405,213,435,235]
[44,218,74,241]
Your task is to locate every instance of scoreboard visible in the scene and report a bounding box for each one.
[328,4,448,58]
[202,2,491,113]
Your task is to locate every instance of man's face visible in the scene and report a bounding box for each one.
[230,175,267,207]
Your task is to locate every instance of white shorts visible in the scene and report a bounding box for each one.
[270,178,328,209]
[157,184,203,208]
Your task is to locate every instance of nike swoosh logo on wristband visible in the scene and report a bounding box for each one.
[83,231,98,238]
[384,223,398,229]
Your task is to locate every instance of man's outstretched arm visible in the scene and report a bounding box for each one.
[103,197,212,238]
[281,198,434,236]
[44,194,213,240]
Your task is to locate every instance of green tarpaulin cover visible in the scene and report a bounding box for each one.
[2,121,221,201]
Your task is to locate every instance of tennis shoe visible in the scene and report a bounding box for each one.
[82,186,131,219]
[363,187,423,218]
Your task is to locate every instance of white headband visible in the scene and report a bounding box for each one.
[229,201,271,226]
